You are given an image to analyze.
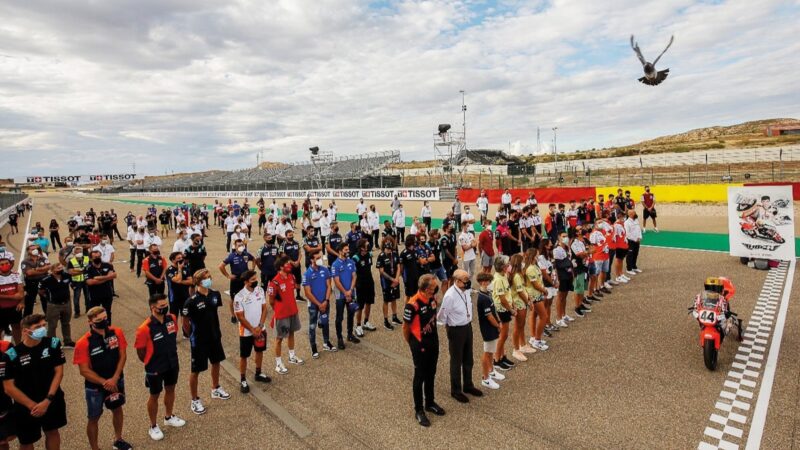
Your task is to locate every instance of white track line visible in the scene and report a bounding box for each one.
[745,258,796,450]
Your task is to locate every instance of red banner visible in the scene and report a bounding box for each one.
[744,182,800,199]
[458,187,597,205]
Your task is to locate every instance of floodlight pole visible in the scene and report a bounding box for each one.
[552,127,558,165]
[460,90,466,148]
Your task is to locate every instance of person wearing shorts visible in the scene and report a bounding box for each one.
[476,273,503,390]
[268,257,304,375]
[491,258,515,371]
[352,239,377,334]
[234,270,271,393]
[182,270,230,415]
[376,240,402,331]
[135,295,184,441]
[73,306,132,450]
[3,314,68,449]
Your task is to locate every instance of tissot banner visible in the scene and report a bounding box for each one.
[728,185,795,261]
[15,174,140,185]
[129,188,440,201]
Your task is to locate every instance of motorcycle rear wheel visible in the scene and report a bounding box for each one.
[703,339,718,371]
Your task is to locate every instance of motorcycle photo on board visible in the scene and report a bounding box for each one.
[688,277,743,371]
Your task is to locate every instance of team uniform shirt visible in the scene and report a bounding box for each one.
[525,264,544,300]
[462,212,475,232]
[477,291,500,342]
[268,272,299,321]
[415,244,432,273]
[0,341,13,412]
[258,243,280,281]
[326,232,343,265]
[458,232,476,262]
[421,205,432,219]
[400,247,420,285]
[4,337,66,403]
[135,314,179,375]
[570,239,588,274]
[331,257,357,298]
[0,271,23,308]
[234,287,266,336]
[440,234,458,269]
[352,252,374,291]
[21,258,49,284]
[566,208,579,229]
[356,203,367,216]
[143,256,167,286]
[320,216,331,238]
[281,239,301,263]
[303,235,321,264]
[501,192,512,206]
[37,273,72,304]
[183,243,207,274]
[86,263,115,300]
[476,197,489,215]
[642,192,656,210]
[345,230,362,256]
[392,210,406,228]
[589,230,609,261]
[367,211,380,233]
[73,327,127,388]
[182,290,223,347]
[613,222,629,250]
[375,252,399,289]
[165,265,191,306]
[491,272,511,313]
[478,229,495,258]
[302,266,330,305]
[425,239,443,270]
[222,251,255,276]
[403,293,438,345]
[172,238,190,254]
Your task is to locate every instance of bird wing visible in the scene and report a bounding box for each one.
[630,35,647,65]
[655,68,670,83]
[653,35,674,66]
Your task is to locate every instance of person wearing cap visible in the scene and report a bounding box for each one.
[402,274,444,427]
[331,244,359,349]
[0,254,24,343]
[73,306,132,450]
[302,250,335,358]
[438,269,482,403]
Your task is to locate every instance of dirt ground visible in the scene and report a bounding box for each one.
[1,192,796,449]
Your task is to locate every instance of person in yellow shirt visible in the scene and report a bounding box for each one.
[508,254,534,362]
[490,257,515,371]
[523,249,549,351]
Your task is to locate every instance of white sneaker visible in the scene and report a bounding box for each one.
[481,378,500,390]
[275,364,289,375]
[617,276,629,283]
[511,350,528,362]
[190,399,206,415]
[532,340,550,351]
[149,425,165,441]
[288,355,305,365]
[164,415,186,427]
[654,228,659,233]
[556,319,569,328]
[563,315,575,322]
[211,386,231,400]
[363,321,377,331]
[626,270,637,276]
[355,326,364,337]
[604,282,613,289]
[633,268,643,273]
[520,344,537,354]
[642,228,647,234]
[489,370,506,381]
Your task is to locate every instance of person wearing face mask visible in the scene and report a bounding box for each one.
[331,244,359,348]
[224,212,237,251]
[399,234,422,304]
[438,269,482,404]
[302,250,335,358]
[402,274,444,427]
[67,245,91,319]
[553,232,575,329]
[131,227,147,278]
[144,228,163,251]
[182,270,230,415]
[279,229,304,302]
[135,294,185,440]
[229,224,247,253]
[420,201,432,232]
[73,307,132,450]
[166,252,193,337]
[319,210,331,256]
[302,226,322,269]
[641,185,658,232]
[233,270,271,393]
[376,239,403,331]
[4,314,68,449]
[256,233,280,287]
[352,239,377,335]
[0,255,24,344]
[440,224,459,290]
[624,210,643,275]
[21,245,51,316]
[92,236,115,264]
[143,244,168,297]
[37,264,75,348]
[86,250,117,324]
[183,233,207,276]
[268,256,304,374]
[325,222,343,267]
[172,229,189,254]
[219,239,255,324]
[392,204,406,244]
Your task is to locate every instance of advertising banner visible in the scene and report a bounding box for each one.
[129,187,440,201]
[728,185,795,261]
[457,187,596,205]
[14,174,140,185]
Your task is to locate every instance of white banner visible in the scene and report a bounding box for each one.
[122,187,440,201]
[728,186,795,261]
[14,174,141,185]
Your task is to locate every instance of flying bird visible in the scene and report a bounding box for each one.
[630,34,674,86]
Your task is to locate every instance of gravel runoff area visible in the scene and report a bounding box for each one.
[0,192,796,449]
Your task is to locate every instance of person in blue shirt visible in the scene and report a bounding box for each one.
[218,239,255,324]
[232,201,241,218]
[302,253,335,358]
[331,245,359,349]
[256,233,279,286]
[31,228,51,255]
[345,222,363,257]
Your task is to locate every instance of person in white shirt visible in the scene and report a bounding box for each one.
[276,218,288,241]
[234,270,271,392]
[436,269,480,400]
[93,238,115,263]
[409,218,419,237]
[311,207,322,236]
[133,226,147,277]
[392,204,406,243]
[501,189,512,216]
[266,215,278,236]
[327,203,337,221]
[390,196,400,213]
[359,214,371,240]
[458,225,477,279]
[320,210,331,254]
[367,206,380,249]
[243,213,252,238]
[356,199,367,217]
[172,229,191,254]
[230,225,248,251]
[420,201,432,231]
[269,200,279,218]
[526,193,538,208]
[476,193,489,221]
[623,210,643,275]
[136,216,147,230]
[224,215,237,249]
[144,231,162,249]
[73,212,84,226]
[462,207,476,234]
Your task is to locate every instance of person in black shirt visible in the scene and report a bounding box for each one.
[400,234,422,299]
[352,239,376,335]
[475,273,502,389]
[381,220,396,245]
[183,233,207,276]
[37,264,74,347]
[3,314,67,448]
[279,230,303,301]
[182,269,230,415]
[7,212,18,235]
[143,245,167,297]
[166,252,192,334]
[256,233,279,286]
[440,224,458,289]
[376,239,402,328]
[325,222,343,266]
[99,212,114,243]
[73,306,132,450]
[86,250,117,324]
[134,295,185,440]
[302,226,322,269]
[159,210,171,239]
[109,209,123,241]
[0,329,16,447]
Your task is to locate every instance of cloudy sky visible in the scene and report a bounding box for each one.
[1,0,798,177]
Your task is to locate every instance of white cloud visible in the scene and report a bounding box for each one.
[0,0,798,177]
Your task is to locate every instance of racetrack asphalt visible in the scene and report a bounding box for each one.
[2,192,796,450]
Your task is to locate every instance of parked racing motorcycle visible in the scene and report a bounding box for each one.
[740,221,785,244]
[688,292,743,371]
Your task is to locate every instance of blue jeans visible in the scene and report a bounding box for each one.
[72,282,90,315]
[308,303,330,348]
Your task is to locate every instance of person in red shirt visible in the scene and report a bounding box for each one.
[0,255,24,343]
[73,306,132,450]
[641,185,658,232]
[268,256,304,375]
[589,219,611,294]
[477,219,495,274]
[612,215,630,285]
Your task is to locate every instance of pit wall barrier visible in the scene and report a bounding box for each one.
[459,184,745,204]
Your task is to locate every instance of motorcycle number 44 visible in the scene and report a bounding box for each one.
[699,310,716,323]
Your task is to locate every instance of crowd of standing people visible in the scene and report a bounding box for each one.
[0,188,657,448]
